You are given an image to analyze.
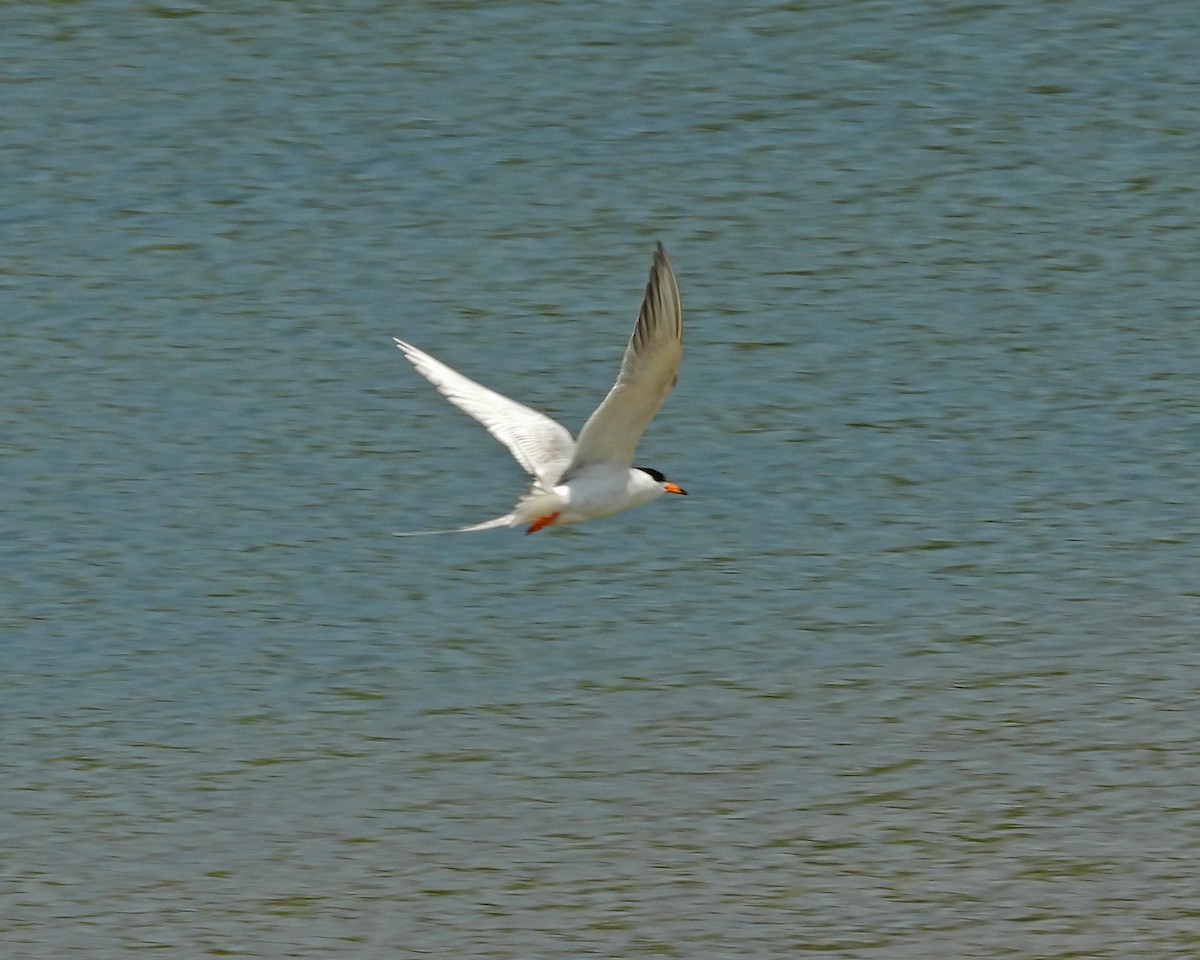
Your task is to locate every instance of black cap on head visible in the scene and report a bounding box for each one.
[636,467,666,483]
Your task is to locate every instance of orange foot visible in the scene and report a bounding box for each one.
[526,512,561,535]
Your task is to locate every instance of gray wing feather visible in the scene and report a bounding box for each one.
[567,243,682,473]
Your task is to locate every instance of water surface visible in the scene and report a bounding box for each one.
[3,1,1199,957]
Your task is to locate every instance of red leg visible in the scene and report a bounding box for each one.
[526,512,561,534]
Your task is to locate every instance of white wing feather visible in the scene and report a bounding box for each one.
[392,338,576,484]
[567,243,682,473]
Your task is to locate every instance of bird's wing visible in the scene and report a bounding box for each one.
[567,243,682,474]
[393,338,575,484]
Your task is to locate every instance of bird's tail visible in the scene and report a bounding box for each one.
[512,485,563,525]
[393,513,516,537]
[393,484,563,537]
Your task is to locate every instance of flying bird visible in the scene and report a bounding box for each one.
[393,242,686,535]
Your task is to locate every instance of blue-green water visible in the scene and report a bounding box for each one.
[4,2,1199,957]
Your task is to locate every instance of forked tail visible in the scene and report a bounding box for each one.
[394,484,562,537]
[393,513,516,537]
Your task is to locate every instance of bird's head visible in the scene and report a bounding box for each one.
[636,466,687,496]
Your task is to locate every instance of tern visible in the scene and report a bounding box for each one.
[393,242,686,535]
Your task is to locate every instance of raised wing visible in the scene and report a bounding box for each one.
[567,243,682,473]
[393,338,575,484]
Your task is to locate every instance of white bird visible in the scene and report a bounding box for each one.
[393,242,687,535]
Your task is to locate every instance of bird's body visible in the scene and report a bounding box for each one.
[392,242,686,536]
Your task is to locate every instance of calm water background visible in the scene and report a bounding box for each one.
[3,1,1199,957]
